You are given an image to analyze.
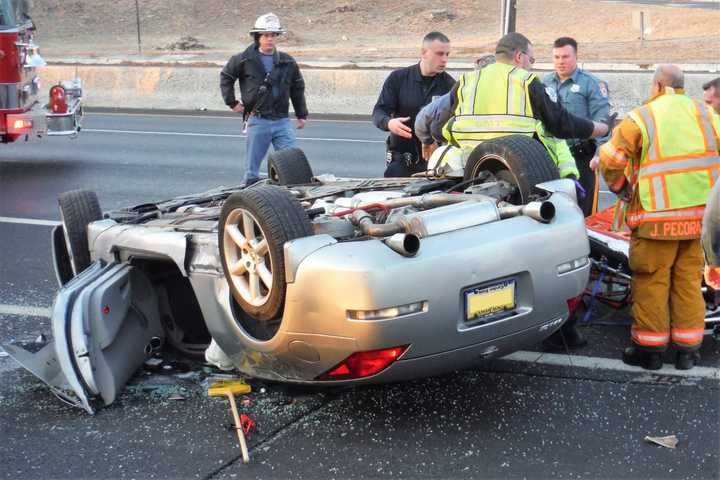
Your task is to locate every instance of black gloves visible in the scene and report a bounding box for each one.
[605,112,619,133]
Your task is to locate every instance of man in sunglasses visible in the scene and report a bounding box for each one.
[439,32,611,349]
[441,32,609,166]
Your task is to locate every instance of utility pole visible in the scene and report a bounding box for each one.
[135,0,142,54]
[501,0,517,35]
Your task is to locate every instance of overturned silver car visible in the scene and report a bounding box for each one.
[5,135,591,414]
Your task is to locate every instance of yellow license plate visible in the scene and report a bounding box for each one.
[465,280,516,321]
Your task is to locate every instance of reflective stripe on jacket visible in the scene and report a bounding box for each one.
[442,63,578,178]
[627,92,720,226]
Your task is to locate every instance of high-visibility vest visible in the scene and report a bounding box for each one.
[442,63,578,178]
[626,92,720,226]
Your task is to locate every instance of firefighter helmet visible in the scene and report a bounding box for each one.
[249,13,286,34]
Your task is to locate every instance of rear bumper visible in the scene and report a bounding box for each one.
[204,191,592,382]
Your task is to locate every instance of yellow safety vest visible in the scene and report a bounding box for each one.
[626,92,720,225]
[442,63,578,178]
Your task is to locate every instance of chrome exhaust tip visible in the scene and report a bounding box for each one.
[385,233,421,257]
[498,200,556,223]
[523,201,556,223]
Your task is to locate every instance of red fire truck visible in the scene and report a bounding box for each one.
[0,0,81,144]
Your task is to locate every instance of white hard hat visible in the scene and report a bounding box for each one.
[428,145,467,177]
[250,13,286,34]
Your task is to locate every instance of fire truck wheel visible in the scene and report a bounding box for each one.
[219,185,312,338]
[267,148,314,185]
[463,135,559,204]
[58,190,103,276]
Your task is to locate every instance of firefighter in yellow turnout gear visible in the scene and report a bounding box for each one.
[599,65,720,370]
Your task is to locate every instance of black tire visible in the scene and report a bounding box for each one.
[267,148,314,185]
[219,185,312,324]
[51,225,74,286]
[463,135,559,204]
[58,190,102,275]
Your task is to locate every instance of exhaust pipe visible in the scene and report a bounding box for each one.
[385,233,421,257]
[351,210,403,237]
[498,201,555,223]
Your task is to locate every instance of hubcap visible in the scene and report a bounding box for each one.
[223,208,273,307]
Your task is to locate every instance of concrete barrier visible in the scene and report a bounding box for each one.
[40,61,719,117]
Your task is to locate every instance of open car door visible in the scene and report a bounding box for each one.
[2,261,164,414]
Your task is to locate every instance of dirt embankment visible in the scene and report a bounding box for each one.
[32,0,720,63]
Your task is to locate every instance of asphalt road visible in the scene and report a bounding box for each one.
[0,113,718,480]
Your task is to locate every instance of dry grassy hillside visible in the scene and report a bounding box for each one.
[31,0,720,63]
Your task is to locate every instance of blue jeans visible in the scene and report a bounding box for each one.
[244,117,297,182]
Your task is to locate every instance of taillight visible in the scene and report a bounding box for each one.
[566,294,584,315]
[316,345,409,381]
[12,119,32,131]
[49,85,68,114]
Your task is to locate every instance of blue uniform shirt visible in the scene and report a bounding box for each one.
[543,68,610,146]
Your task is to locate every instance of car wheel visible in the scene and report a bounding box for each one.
[267,148,314,185]
[463,135,559,204]
[219,185,312,322]
[58,189,103,275]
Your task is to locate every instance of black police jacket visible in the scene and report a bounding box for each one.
[220,44,308,119]
[372,63,454,157]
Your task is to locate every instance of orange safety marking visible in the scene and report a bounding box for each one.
[632,329,670,346]
[643,151,718,164]
[671,328,705,334]
[642,164,720,179]
[661,176,670,211]
[648,178,658,210]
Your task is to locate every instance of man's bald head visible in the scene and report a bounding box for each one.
[653,64,684,90]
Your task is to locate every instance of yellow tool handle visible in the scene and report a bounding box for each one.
[226,393,250,464]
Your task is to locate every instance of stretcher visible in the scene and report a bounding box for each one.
[585,205,720,338]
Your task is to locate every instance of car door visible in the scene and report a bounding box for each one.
[2,261,164,414]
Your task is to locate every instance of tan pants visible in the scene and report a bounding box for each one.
[629,236,705,351]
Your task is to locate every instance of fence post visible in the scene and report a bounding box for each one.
[135,0,142,54]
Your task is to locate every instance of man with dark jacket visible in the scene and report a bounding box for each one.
[372,32,455,177]
[220,13,308,185]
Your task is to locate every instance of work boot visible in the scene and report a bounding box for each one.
[622,346,663,370]
[543,317,588,350]
[675,349,701,370]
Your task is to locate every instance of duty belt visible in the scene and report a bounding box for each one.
[386,150,421,167]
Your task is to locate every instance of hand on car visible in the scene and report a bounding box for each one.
[296,118,306,129]
[232,102,245,113]
[388,117,413,139]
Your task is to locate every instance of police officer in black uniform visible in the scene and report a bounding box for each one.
[372,32,455,177]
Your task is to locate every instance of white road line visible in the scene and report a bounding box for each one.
[503,350,720,380]
[0,304,52,318]
[86,112,372,123]
[0,216,60,226]
[84,128,385,143]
